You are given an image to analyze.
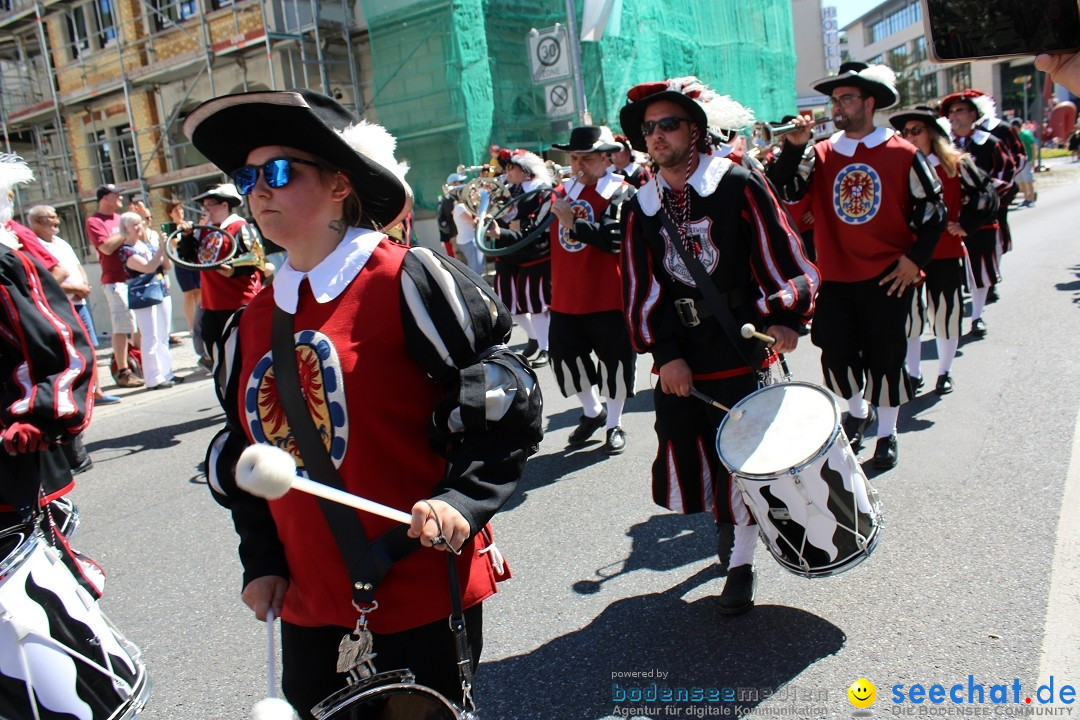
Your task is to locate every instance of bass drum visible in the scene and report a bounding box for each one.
[716,381,882,578]
[312,670,474,720]
[0,526,150,719]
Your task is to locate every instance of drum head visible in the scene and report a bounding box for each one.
[312,673,465,720]
[717,382,838,476]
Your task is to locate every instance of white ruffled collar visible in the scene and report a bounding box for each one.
[272,227,384,313]
[950,128,992,146]
[831,126,893,157]
[565,171,625,201]
[636,153,732,217]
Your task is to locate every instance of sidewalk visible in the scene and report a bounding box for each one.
[93,330,215,406]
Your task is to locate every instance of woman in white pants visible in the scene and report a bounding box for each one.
[118,212,177,390]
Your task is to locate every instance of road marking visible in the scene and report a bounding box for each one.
[1038,406,1080,678]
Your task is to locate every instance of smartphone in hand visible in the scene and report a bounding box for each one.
[922,0,1080,62]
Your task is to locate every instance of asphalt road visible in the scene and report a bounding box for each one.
[62,161,1080,720]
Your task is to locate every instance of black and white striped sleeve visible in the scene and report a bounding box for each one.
[400,248,543,534]
[906,150,948,268]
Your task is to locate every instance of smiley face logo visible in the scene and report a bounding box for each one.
[848,678,876,708]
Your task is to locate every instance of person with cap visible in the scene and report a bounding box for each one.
[766,61,946,470]
[1,154,97,588]
[437,172,465,260]
[85,183,144,388]
[939,89,1015,338]
[610,134,652,188]
[619,77,818,614]
[176,182,263,359]
[184,89,542,717]
[889,106,999,397]
[485,149,554,368]
[547,125,637,454]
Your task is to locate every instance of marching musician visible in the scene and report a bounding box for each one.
[890,106,999,397]
[486,150,554,368]
[939,90,1015,339]
[619,77,818,614]
[974,92,1026,261]
[177,183,263,359]
[547,126,637,455]
[0,154,96,591]
[766,61,946,470]
[185,89,542,717]
[610,134,652,188]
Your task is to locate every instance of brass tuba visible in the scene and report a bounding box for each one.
[750,118,834,149]
[163,222,266,272]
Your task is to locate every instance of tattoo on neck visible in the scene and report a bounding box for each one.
[328,218,346,233]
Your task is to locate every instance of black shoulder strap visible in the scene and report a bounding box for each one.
[657,208,764,373]
[271,305,416,605]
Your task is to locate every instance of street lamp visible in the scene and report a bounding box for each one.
[1013,74,1031,121]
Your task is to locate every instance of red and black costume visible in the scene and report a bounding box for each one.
[949,129,1013,289]
[548,173,637,401]
[491,177,552,315]
[194,214,263,356]
[769,127,945,408]
[623,154,817,516]
[980,115,1025,254]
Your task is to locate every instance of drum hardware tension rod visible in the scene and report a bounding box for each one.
[688,388,744,420]
[740,323,776,345]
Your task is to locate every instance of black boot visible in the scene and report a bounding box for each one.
[718,564,755,615]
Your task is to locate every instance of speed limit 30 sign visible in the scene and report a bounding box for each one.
[527,25,572,84]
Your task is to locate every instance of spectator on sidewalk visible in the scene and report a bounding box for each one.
[165,197,209,366]
[85,184,143,388]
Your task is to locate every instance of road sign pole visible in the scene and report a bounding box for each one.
[564,0,589,125]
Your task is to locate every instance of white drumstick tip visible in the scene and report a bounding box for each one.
[730,408,745,421]
[740,323,756,339]
[236,444,298,500]
[251,698,295,720]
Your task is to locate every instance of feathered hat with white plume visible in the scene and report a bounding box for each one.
[506,150,554,186]
[0,153,35,230]
[183,89,413,230]
[704,95,756,145]
[620,76,726,152]
[811,61,900,110]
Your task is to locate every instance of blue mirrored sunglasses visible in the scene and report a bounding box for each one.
[232,157,322,195]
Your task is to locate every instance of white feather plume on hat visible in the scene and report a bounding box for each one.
[507,151,553,186]
[337,120,410,182]
[858,64,898,90]
[704,95,755,133]
[0,153,34,193]
[972,93,998,121]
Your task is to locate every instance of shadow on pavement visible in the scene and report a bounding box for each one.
[573,512,719,595]
[478,564,846,720]
[85,414,224,460]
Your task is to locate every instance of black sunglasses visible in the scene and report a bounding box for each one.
[901,126,925,137]
[641,116,693,137]
[232,157,323,195]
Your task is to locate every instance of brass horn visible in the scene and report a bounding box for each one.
[751,118,834,148]
[164,223,266,272]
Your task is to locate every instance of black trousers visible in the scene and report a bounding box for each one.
[198,308,237,362]
[280,604,483,718]
[548,310,636,400]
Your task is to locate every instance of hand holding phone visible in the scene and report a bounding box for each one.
[1035,52,1080,97]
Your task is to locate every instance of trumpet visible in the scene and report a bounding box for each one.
[164,223,266,272]
[751,118,834,148]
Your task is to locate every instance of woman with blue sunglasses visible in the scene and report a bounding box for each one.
[183,89,542,718]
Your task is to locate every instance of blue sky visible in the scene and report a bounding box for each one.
[834,0,887,28]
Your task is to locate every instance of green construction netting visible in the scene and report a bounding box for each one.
[359,0,796,212]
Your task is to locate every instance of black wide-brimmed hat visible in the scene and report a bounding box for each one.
[551,125,622,153]
[812,61,900,111]
[888,106,948,139]
[182,89,412,229]
[619,77,712,152]
[193,183,244,208]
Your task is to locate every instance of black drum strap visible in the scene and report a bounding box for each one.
[446,552,476,712]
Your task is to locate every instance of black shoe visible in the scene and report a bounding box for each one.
[935,373,954,395]
[528,350,550,368]
[718,564,755,615]
[568,408,607,446]
[970,318,987,337]
[168,335,183,347]
[873,434,899,469]
[71,457,93,475]
[521,339,539,359]
[168,375,186,385]
[149,379,175,390]
[198,356,214,372]
[603,426,626,454]
[986,287,999,304]
[910,375,924,395]
[842,405,876,451]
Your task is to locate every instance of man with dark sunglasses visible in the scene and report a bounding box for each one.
[619,77,818,614]
[767,61,946,470]
[178,183,263,360]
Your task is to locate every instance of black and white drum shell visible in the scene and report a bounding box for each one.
[716,381,882,578]
[312,669,474,720]
[0,526,150,719]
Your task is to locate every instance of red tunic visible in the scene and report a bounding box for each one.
[235,241,496,633]
[549,179,625,314]
[198,216,263,311]
[931,159,965,260]
[811,136,918,282]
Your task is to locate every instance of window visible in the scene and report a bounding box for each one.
[946,63,972,93]
[90,130,115,185]
[919,73,939,102]
[64,0,118,59]
[869,2,922,44]
[66,6,91,58]
[210,0,234,8]
[149,0,198,32]
[912,36,927,63]
[115,125,138,182]
[887,43,908,69]
[94,0,117,46]
[88,125,139,185]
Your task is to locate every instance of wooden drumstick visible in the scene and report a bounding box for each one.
[689,387,744,420]
[235,445,413,525]
[740,323,775,345]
